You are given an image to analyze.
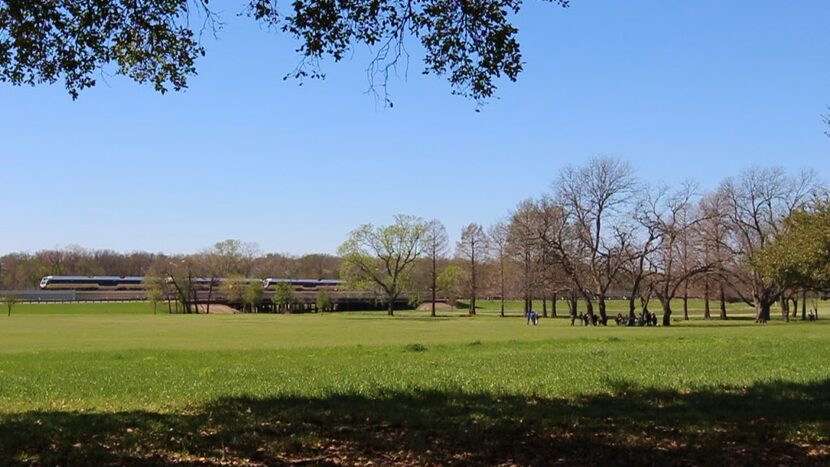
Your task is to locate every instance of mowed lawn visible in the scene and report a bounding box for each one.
[0,300,827,465]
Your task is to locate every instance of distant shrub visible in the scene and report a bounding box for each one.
[404,343,428,352]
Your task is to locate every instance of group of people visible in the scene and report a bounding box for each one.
[615,311,658,327]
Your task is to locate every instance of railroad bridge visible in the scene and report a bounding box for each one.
[0,289,412,312]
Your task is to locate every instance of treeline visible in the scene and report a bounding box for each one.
[0,241,340,291]
[338,158,829,324]
[3,158,828,325]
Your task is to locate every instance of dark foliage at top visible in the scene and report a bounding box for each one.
[0,0,569,102]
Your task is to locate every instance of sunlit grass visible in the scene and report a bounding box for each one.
[0,300,827,464]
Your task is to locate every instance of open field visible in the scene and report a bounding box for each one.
[0,300,828,465]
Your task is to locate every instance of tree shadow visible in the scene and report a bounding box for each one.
[1,379,827,465]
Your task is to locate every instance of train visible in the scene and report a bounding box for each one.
[39,275,145,290]
[39,276,342,291]
[262,278,341,291]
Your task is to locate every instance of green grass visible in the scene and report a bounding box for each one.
[0,300,827,465]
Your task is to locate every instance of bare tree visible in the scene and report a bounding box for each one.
[643,182,712,326]
[508,199,541,315]
[457,223,488,316]
[423,219,449,317]
[555,157,638,325]
[529,196,570,318]
[488,221,510,317]
[717,167,822,323]
[624,188,663,321]
[163,257,201,314]
[338,215,427,316]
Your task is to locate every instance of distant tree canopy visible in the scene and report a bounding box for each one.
[0,0,569,102]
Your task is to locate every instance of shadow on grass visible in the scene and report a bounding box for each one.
[1,380,827,466]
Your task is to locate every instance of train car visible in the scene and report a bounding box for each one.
[39,275,145,290]
[262,278,342,291]
[163,277,263,291]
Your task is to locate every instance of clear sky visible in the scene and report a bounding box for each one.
[1,0,828,256]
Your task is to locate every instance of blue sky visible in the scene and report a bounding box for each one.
[1,0,828,256]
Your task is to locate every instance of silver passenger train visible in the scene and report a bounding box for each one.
[39,276,341,291]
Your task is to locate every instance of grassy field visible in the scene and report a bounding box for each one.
[0,300,827,465]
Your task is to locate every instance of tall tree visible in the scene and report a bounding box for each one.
[423,219,449,317]
[625,188,662,321]
[0,0,569,103]
[457,223,488,316]
[338,215,427,316]
[508,199,540,314]
[718,167,822,323]
[488,221,510,318]
[644,182,711,326]
[555,157,638,325]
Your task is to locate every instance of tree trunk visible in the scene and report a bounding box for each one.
[570,293,578,317]
[542,295,548,318]
[470,249,477,316]
[802,290,807,320]
[598,295,608,325]
[584,297,595,326]
[500,258,505,318]
[387,297,395,316]
[662,299,672,326]
[628,295,637,320]
[755,298,771,323]
[431,255,437,318]
[682,285,689,321]
[781,293,790,322]
[551,292,558,318]
[719,283,728,320]
[703,281,711,319]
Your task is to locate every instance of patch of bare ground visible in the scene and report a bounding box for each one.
[196,304,238,314]
[416,302,453,311]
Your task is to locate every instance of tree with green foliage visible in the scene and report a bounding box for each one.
[272,282,294,313]
[0,0,570,104]
[437,265,464,310]
[756,202,830,295]
[718,167,822,323]
[221,275,247,311]
[243,280,264,313]
[2,294,18,317]
[143,276,165,315]
[316,290,332,313]
[338,214,427,316]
